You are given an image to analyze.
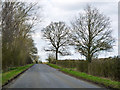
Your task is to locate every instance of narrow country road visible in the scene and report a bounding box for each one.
[6,64,104,88]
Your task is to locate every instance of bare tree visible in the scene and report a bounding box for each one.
[2,1,39,70]
[46,53,56,63]
[43,22,70,61]
[71,5,115,62]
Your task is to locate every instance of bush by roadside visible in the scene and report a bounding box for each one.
[56,57,120,82]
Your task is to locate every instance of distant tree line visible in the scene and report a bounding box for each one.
[43,5,115,63]
[1,1,38,70]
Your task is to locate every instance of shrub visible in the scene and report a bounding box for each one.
[56,60,77,68]
[56,57,120,81]
[88,58,120,81]
[47,54,56,64]
[76,61,88,73]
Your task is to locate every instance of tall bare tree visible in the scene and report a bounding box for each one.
[71,5,115,62]
[43,22,70,61]
[2,1,39,70]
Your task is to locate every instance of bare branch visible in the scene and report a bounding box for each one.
[42,21,71,60]
[71,5,115,62]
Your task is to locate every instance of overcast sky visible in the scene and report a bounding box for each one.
[30,0,119,62]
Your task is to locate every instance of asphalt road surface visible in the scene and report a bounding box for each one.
[6,64,104,88]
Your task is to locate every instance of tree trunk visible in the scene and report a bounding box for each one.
[56,49,58,61]
[55,49,58,64]
[87,53,92,63]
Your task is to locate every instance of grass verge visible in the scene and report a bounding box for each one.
[1,64,34,86]
[47,63,120,89]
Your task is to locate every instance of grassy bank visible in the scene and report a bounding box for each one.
[2,64,34,85]
[47,63,120,89]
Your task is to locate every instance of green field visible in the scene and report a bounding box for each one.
[1,64,34,85]
[47,63,120,89]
